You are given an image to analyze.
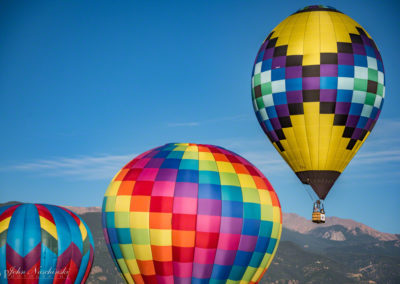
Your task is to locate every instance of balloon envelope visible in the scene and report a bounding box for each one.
[0,203,94,283]
[102,143,282,283]
[251,5,385,199]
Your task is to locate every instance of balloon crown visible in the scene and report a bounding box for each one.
[294,5,342,14]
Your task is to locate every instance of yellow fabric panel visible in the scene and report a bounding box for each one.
[332,137,351,170]
[258,190,272,206]
[272,207,281,223]
[325,126,345,170]
[282,127,305,172]
[79,222,88,240]
[339,13,360,35]
[329,12,351,43]
[279,139,298,171]
[149,229,172,246]
[115,195,131,212]
[238,174,257,188]
[217,161,236,173]
[319,12,337,53]
[289,115,312,171]
[272,15,292,38]
[0,217,11,234]
[105,181,121,197]
[303,12,320,65]
[286,13,309,56]
[274,15,293,47]
[198,152,214,161]
[132,244,153,261]
[319,114,334,170]
[130,212,149,229]
[303,102,320,169]
[39,216,58,240]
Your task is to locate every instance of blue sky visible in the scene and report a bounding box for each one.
[0,0,399,233]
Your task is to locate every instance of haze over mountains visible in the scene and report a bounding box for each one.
[66,206,400,284]
[2,203,399,283]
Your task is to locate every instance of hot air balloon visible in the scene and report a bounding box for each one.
[0,203,95,283]
[251,5,385,222]
[102,143,282,283]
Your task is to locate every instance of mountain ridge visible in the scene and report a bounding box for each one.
[62,205,399,242]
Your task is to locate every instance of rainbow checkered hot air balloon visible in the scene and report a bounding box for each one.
[251,5,385,220]
[102,143,282,283]
[0,203,94,283]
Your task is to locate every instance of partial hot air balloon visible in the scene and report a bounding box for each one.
[0,203,95,283]
[102,143,282,283]
[251,5,385,222]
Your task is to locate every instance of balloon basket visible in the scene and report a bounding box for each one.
[312,200,326,224]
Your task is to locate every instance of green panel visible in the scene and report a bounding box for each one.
[368,68,378,82]
[261,82,272,95]
[354,78,367,92]
[365,92,376,105]
[256,97,265,109]
[377,83,384,96]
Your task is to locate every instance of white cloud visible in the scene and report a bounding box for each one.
[167,114,251,128]
[352,150,400,165]
[6,118,400,181]
[167,122,200,127]
[7,154,135,180]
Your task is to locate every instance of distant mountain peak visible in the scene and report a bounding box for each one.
[283,213,398,241]
[64,206,101,215]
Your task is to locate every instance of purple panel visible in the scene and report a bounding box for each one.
[285,66,302,79]
[260,123,268,134]
[376,52,382,62]
[365,118,373,130]
[320,64,338,76]
[351,128,362,139]
[272,56,286,69]
[173,276,191,284]
[192,263,214,278]
[156,168,178,181]
[174,182,198,198]
[286,90,303,103]
[214,249,237,266]
[320,89,337,102]
[346,115,360,127]
[269,118,281,130]
[335,102,351,114]
[338,53,354,65]
[352,43,366,55]
[260,40,268,51]
[361,35,372,46]
[197,199,221,216]
[263,48,274,60]
[270,131,279,142]
[238,235,258,252]
[220,217,242,234]
[145,158,164,168]
[302,77,320,90]
[275,104,290,117]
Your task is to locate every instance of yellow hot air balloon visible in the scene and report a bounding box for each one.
[251,5,385,222]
